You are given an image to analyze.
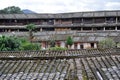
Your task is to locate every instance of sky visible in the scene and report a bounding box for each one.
[0,0,120,13]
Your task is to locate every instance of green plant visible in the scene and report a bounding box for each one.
[21,43,41,50]
[20,37,41,51]
[49,46,68,51]
[117,43,120,48]
[98,38,116,48]
[66,36,73,49]
[0,6,23,14]
[26,23,36,42]
[0,36,21,51]
[0,36,41,51]
[49,39,55,47]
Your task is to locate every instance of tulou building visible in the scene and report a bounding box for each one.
[0,10,120,49]
[0,10,120,80]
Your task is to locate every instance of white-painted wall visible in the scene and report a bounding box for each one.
[41,41,97,50]
[84,43,91,49]
[60,41,65,48]
[94,43,97,48]
[77,43,80,49]
[71,44,74,49]
[41,42,45,49]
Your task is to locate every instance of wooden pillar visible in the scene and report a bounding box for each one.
[116,17,118,24]
[105,17,107,23]
[81,27,83,31]
[92,18,94,24]
[115,26,117,31]
[8,29,11,32]
[40,28,42,31]
[17,29,19,32]
[82,18,84,23]
[5,29,7,32]
[53,19,56,25]
[103,27,105,31]
[92,27,94,31]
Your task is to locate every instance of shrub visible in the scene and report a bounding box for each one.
[0,36,21,51]
[98,38,116,48]
[49,46,68,51]
[66,36,73,46]
[21,42,41,51]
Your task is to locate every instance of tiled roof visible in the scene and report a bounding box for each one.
[0,10,120,19]
[0,48,120,79]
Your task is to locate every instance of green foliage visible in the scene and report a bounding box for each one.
[117,43,120,48]
[0,6,23,14]
[98,38,116,48]
[49,39,55,47]
[21,43,41,51]
[19,37,28,43]
[26,24,36,42]
[0,36,41,51]
[49,46,68,51]
[0,36,21,51]
[26,24,36,31]
[66,36,73,46]
[20,37,41,51]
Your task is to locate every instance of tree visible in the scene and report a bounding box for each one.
[49,39,56,47]
[66,36,73,49]
[0,36,41,51]
[26,24,36,42]
[48,34,56,47]
[0,6,23,14]
[98,38,116,48]
[0,36,21,51]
